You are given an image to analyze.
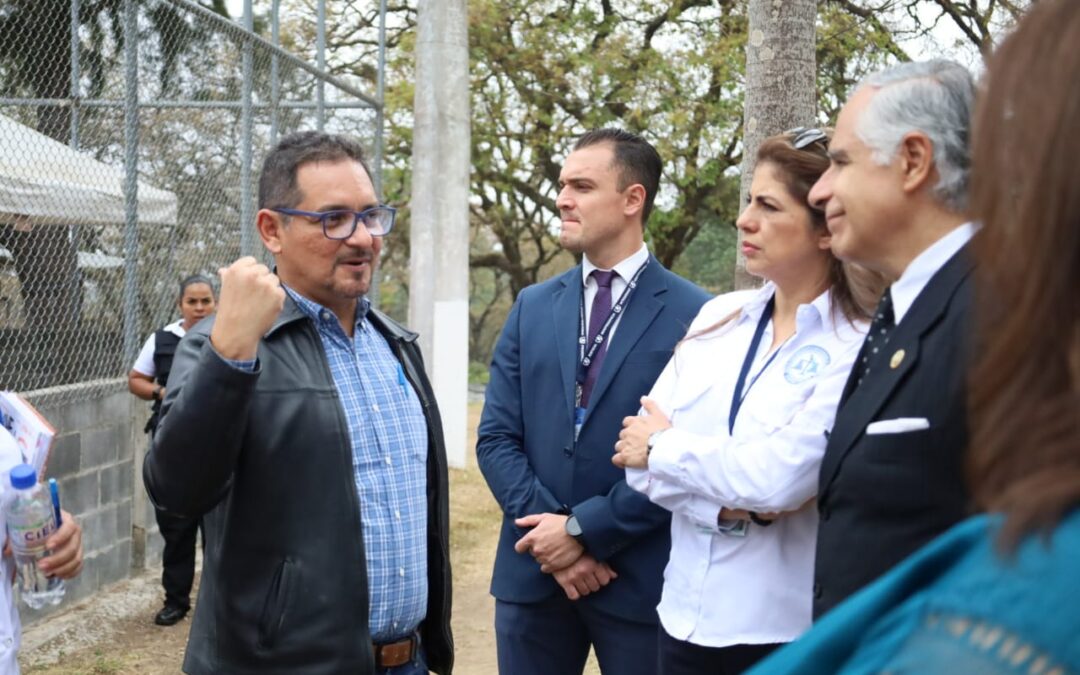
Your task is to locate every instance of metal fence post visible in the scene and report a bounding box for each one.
[270,0,281,145]
[69,0,80,149]
[316,0,326,131]
[121,0,140,367]
[368,0,389,307]
[374,0,388,197]
[240,0,255,257]
[0,0,381,401]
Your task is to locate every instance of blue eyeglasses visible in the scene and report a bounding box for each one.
[271,205,397,239]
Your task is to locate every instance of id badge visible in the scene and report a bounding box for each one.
[574,406,586,441]
[697,519,748,537]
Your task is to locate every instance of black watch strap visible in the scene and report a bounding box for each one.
[749,512,774,527]
[565,514,585,543]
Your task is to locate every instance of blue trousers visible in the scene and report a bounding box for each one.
[495,594,658,675]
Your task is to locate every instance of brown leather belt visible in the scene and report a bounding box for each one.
[373,634,417,669]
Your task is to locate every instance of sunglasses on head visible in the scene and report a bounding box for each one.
[785,126,828,150]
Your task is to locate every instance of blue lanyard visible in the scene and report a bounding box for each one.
[574,259,650,408]
[729,296,783,435]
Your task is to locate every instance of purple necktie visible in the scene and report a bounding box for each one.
[580,269,617,408]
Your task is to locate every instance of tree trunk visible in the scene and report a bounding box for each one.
[735,0,818,289]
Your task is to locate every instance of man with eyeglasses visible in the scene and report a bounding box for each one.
[144,131,453,675]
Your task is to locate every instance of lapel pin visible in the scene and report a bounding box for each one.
[890,349,905,369]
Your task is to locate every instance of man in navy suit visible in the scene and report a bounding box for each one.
[477,129,709,675]
[807,60,978,618]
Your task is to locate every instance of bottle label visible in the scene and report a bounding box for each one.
[15,517,53,549]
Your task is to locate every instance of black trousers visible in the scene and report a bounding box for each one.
[658,627,783,675]
[155,507,202,610]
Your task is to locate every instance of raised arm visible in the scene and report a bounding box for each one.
[143,258,284,517]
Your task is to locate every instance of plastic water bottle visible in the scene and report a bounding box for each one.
[4,464,65,609]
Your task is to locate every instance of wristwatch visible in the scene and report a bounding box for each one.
[646,429,668,455]
[564,514,585,544]
[749,512,775,527]
[152,385,163,401]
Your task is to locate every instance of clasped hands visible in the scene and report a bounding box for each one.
[513,513,617,601]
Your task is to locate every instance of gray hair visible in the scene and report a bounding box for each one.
[855,60,975,212]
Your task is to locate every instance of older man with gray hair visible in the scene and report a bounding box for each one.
[807,59,978,619]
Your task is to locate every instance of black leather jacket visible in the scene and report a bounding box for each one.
[143,297,453,674]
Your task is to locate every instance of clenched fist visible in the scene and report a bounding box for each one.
[210,257,285,360]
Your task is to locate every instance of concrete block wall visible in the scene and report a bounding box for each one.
[19,379,162,623]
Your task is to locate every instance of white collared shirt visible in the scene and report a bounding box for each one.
[131,319,186,377]
[626,283,867,647]
[581,243,649,344]
[891,222,978,323]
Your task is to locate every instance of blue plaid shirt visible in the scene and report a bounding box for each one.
[282,287,430,640]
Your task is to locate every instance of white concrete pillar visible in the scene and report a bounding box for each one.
[409,0,470,468]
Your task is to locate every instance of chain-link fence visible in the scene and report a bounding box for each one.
[0,0,384,406]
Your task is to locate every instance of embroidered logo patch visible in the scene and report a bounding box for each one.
[784,345,831,384]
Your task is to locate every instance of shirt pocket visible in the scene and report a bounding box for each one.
[666,363,720,414]
[736,383,812,437]
[744,404,795,436]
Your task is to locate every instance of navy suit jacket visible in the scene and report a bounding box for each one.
[477,257,710,623]
[813,243,975,619]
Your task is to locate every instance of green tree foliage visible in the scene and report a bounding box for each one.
[467,0,748,294]
[290,0,1031,366]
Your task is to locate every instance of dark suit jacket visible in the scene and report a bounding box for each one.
[813,243,975,619]
[476,257,709,624]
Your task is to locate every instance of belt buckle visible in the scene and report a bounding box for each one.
[374,634,416,669]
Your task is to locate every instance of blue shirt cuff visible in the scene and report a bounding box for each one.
[210,344,257,372]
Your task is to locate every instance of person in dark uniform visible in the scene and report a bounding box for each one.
[128,274,216,626]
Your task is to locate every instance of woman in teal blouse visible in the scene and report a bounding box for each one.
[749,1,1080,673]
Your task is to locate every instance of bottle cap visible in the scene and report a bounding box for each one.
[9,464,37,490]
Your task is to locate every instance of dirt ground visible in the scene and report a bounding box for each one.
[19,403,600,675]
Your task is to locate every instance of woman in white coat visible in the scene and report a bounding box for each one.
[613,129,885,675]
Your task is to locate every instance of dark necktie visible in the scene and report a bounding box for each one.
[580,269,617,408]
[856,288,895,388]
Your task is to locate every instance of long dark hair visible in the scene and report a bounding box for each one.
[967,0,1080,548]
[689,131,885,340]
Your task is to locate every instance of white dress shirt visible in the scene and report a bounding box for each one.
[581,243,649,343]
[891,222,978,323]
[626,283,867,647]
